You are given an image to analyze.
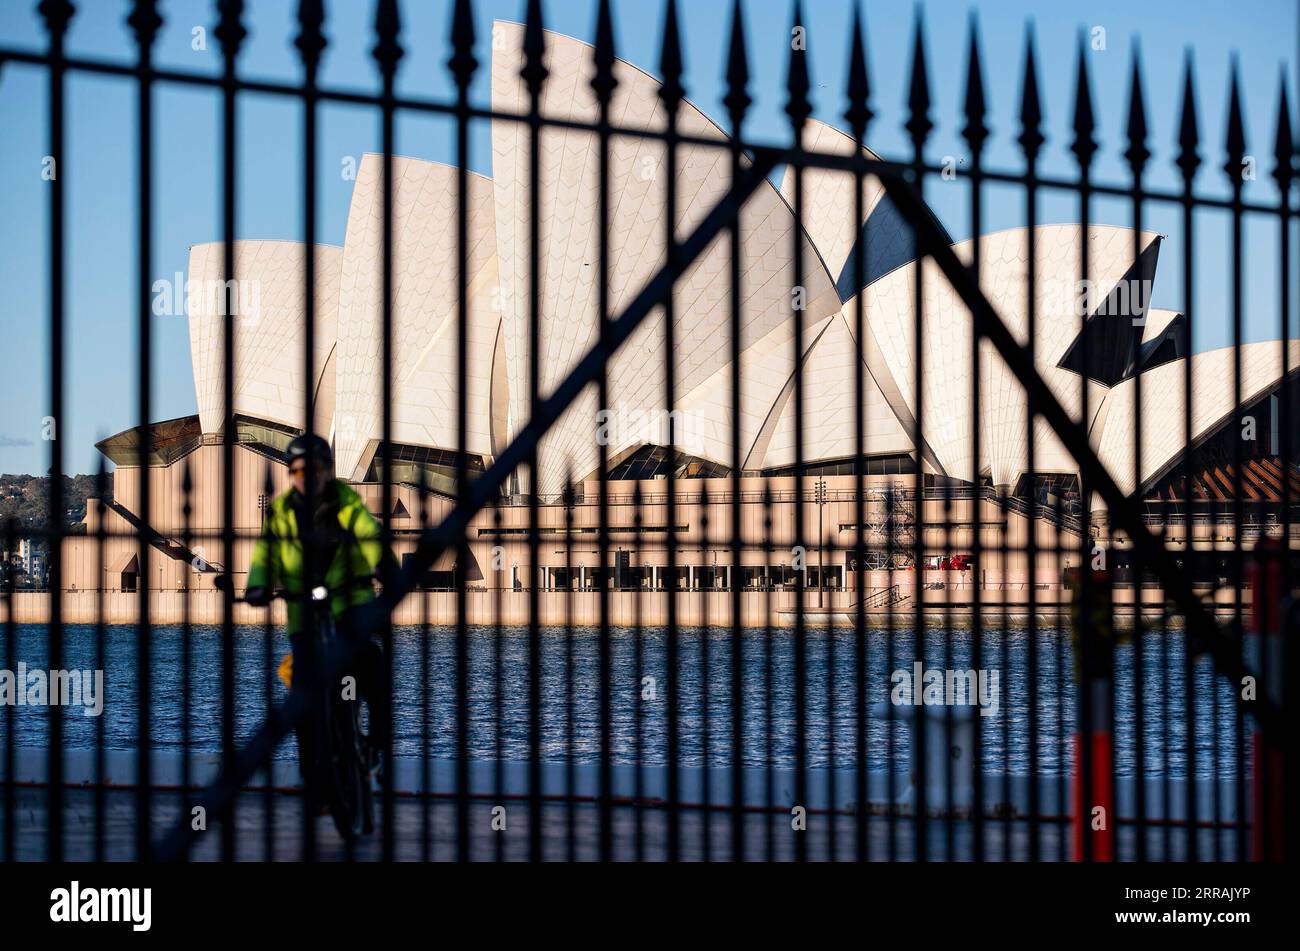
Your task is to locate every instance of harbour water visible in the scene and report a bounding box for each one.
[0,623,1242,778]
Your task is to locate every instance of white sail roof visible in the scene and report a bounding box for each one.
[1094,339,1300,496]
[862,224,1161,487]
[490,22,841,493]
[333,155,502,481]
[187,240,340,436]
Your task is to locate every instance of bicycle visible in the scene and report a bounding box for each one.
[219,576,375,841]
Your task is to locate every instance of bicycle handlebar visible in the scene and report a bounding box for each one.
[212,573,330,604]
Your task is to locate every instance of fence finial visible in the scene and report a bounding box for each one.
[1070,33,1097,170]
[37,0,75,38]
[1123,45,1150,176]
[844,4,872,140]
[722,0,749,129]
[1223,59,1247,186]
[214,0,247,59]
[591,0,617,105]
[1017,26,1044,161]
[904,9,932,150]
[1272,71,1295,190]
[1176,52,1200,182]
[961,14,987,154]
[784,0,812,130]
[372,0,404,76]
[294,0,327,73]
[448,0,477,88]
[659,0,685,115]
[126,1,163,50]
[521,0,548,96]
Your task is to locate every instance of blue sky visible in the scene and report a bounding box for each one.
[0,0,1296,475]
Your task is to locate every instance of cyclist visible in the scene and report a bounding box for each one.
[244,433,391,793]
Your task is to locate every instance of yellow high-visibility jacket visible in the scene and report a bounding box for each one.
[246,480,386,636]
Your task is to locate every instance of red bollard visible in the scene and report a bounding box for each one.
[1068,567,1115,861]
[1072,714,1115,861]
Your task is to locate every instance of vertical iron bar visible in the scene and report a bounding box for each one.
[1160,493,1171,859]
[825,528,837,861]
[521,0,547,863]
[3,518,15,861]
[373,0,403,862]
[1224,65,1248,862]
[631,483,644,861]
[1213,594,1222,859]
[418,476,431,861]
[1019,32,1043,863]
[496,502,507,860]
[1270,72,1294,865]
[1175,55,1201,864]
[960,15,987,864]
[260,466,274,859]
[785,0,811,865]
[905,13,933,862]
[1054,492,1067,860]
[940,482,953,861]
[1291,20,1299,869]
[1127,50,1151,861]
[826,527,837,862]
[661,0,687,863]
[763,484,774,861]
[844,5,872,864]
[128,0,161,865]
[295,0,326,867]
[95,468,109,860]
[215,0,246,864]
[39,0,73,865]
[1070,36,1097,862]
[449,0,477,865]
[998,489,1010,858]
[699,485,712,860]
[718,0,746,861]
[591,0,616,863]
[886,486,896,860]
[562,482,575,861]
[1287,22,1298,866]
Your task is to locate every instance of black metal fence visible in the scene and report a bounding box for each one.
[0,0,1295,862]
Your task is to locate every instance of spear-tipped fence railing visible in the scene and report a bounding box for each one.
[0,0,1294,863]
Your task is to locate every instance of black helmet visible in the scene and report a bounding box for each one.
[286,433,333,467]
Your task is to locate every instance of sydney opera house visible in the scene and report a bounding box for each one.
[52,23,1299,626]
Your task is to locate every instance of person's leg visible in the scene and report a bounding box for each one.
[353,641,387,767]
[288,632,308,772]
[337,608,388,767]
[288,631,326,812]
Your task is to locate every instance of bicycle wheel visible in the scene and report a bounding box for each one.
[324,689,372,841]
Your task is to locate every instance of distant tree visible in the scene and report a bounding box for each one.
[0,471,113,534]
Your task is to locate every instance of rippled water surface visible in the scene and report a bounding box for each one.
[0,623,1242,777]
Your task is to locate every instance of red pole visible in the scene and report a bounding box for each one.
[1072,696,1115,861]
[1070,566,1115,861]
